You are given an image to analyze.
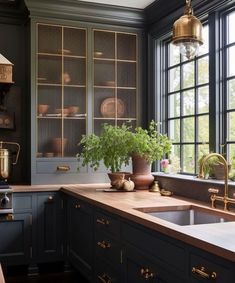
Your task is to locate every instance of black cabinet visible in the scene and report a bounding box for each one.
[67,196,93,281]
[122,222,186,283]
[1,192,64,267]
[35,192,64,262]
[94,209,122,283]
[0,213,32,266]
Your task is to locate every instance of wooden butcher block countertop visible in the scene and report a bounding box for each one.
[12,183,235,263]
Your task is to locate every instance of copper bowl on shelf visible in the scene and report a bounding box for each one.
[38,104,49,115]
[68,106,79,115]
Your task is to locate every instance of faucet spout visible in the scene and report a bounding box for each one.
[198,153,235,211]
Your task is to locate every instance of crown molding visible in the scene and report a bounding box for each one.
[24,0,145,28]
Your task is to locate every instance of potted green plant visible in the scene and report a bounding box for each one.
[198,153,230,180]
[128,120,172,189]
[77,123,132,186]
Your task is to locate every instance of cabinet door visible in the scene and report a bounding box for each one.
[93,29,138,134]
[67,197,93,281]
[36,23,87,159]
[0,213,31,265]
[36,192,63,262]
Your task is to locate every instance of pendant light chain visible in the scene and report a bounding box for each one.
[185,0,193,15]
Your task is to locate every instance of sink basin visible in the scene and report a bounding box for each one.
[135,205,235,226]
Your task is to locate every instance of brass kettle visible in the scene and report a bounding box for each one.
[0,141,20,180]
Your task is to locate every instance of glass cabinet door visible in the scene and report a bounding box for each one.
[36,24,87,158]
[93,30,137,134]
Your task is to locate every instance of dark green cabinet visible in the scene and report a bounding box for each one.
[35,192,64,262]
[67,196,93,281]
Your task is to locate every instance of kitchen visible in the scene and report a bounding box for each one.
[1,0,235,282]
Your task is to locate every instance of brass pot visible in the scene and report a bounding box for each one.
[0,141,20,180]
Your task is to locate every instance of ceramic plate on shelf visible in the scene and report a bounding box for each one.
[100,97,125,118]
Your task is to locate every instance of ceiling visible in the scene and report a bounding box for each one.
[78,0,155,9]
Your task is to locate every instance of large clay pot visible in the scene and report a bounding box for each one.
[131,155,154,190]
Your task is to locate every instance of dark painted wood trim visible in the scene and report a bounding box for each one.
[145,0,235,33]
[0,0,28,24]
[24,0,145,28]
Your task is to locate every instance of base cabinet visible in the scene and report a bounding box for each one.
[0,213,31,266]
[67,196,93,281]
[35,192,64,262]
[1,192,64,268]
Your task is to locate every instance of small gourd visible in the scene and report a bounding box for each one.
[123,178,135,191]
[113,175,125,189]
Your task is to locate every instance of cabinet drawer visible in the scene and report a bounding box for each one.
[190,253,234,283]
[95,258,122,283]
[36,160,86,174]
[95,210,120,238]
[95,231,121,267]
[122,222,186,274]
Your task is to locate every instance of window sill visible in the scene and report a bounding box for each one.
[152,172,235,187]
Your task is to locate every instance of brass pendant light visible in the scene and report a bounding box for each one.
[172,0,203,59]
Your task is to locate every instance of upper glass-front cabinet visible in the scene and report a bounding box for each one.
[93,30,137,134]
[36,24,87,158]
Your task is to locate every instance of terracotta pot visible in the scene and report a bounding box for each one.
[108,172,131,188]
[52,138,68,156]
[212,164,231,180]
[131,155,154,190]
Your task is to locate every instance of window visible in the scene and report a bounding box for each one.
[164,25,209,174]
[224,10,235,162]
[157,4,235,175]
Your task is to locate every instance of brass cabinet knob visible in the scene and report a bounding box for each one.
[97,273,112,283]
[140,267,155,280]
[192,266,217,280]
[97,240,111,249]
[75,204,81,209]
[96,218,109,226]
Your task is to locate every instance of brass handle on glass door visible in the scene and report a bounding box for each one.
[75,204,81,209]
[97,240,111,249]
[56,165,70,171]
[192,266,217,280]
[96,218,109,226]
[97,273,112,283]
[140,268,155,280]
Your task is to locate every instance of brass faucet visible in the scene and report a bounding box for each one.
[198,153,235,211]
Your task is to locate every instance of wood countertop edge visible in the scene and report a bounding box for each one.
[0,264,5,283]
[61,187,235,263]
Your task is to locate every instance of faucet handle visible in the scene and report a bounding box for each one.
[208,188,219,194]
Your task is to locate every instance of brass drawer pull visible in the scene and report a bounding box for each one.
[96,218,109,226]
[75,204,81,209]
[97,240,111,249]
[97,273,112,283]
[56,165,70,171]
[192,266,217,280]
[140,267,155,280]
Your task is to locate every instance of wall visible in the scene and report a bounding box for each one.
[0,1,29,184]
